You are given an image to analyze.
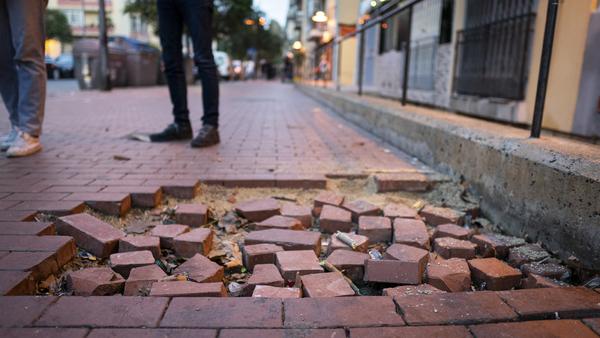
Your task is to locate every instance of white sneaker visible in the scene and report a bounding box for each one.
[6,132,42,158]
[0,127,19,151]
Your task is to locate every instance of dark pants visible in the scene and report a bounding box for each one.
[157,0,219,127]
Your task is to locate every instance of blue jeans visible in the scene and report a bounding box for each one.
[157,0,219,127]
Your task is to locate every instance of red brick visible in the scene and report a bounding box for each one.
[220,329,343,338]
[87,328,216,338]
[245,229,321,255]
[242,243,284,272]
[319,205,352,233]
[326,249,369,281]
[521,261,571,280]
[426,258,472,292]
[144,179,200,199]
[109,251,155,278]
[0,251,58,280]
[160,298,282,328]
[255,215,304,231]
[350,326,471,338]
[419,205,464,226]
[364,244,428,285]
[357,216,392,243]
[374,172,431,192]
[301,272,355,297]
[246,263,284,295]
[222,175,276,188]
[173,253,224,283]
[471,233,525,258]
[36,296,168,327]
[102,186,162,208]
[0,296,56,326]
[150,224,190,249]
[284,297,404,328]
[55,213,124,258]
[507,244,551,267]
[470,320,598,338]
[383,202,418,219]
[327,232,369,254]
[397,291,517,325]
[234,198,280,222]
[433,223,472,240]
[150,281,226,297]
[382,284,446,298]
[4,192,69,201]
[275,250,324,282]
[0,210,37,221]
[434,237,477,259]
[0,271,35,295]
[63,192,131,217]
[119,235,161,258]
[45,185,103,193]
[280,203,312,228]
[498,287,600,320]
[342,200,381,222]
[393,218,430,250]
[468,258,522,291]
[0,200,21,210]
[253,285,302,298]
[173,228,214,257]
[0,328,88,338]
[174,203,209,227]
[124,264,167,296]
[67,267,125,296]
[521,273,565,289]
[0,235,76,266]
[274,174,327,189]
[584,318,600,335]
[11,201,85,216]
[0,221,55,236]
[313,191,344,208]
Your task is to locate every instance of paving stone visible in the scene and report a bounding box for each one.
[0,328,89,338]
[398,291,517,325]
[255,215,304,231]
[173,228,214,258]
[358,216,392,243]
[350,326,472,338]
[0,222,55,236]
[245,229,321,255]
[470,319,599,338]
[419,205,465,226]
[11,201,85,217]
[583,318,600,335]
[36,296,168,327]
[0,251,58,280]
[0,235,76,266]
[471,233,526,258]
[342,200,381,222]
[301,272,355,297]
[0,271,35,295]
[145,179,200,199]
[119,235,161,259]
[327,232,369,254]
[364,244,428,284]
[468,257,522,291]
[374,172,431,192]
[426,258,472,292]
[507,244,551,267]
[433,237,477,259]
[382,284,446,298]
[246,264,284,295]
[433,223,472,240]
[101,186,162,209]
[55,213,125,258]
[284,296,404,328]
[0,296,56,326]
[313,191,344,208]
[498,287,600,320]
[109,251,155,278]
[319,205,352,234]
[161,298,282,328]
[64,192,132,217]
[383,202,418,219]
[173,253,224,283]
[280,203,312,228]
[521,273,566,289]
[0,210,37,222]
[234,198,280,222]
[242,243,284,272]
[325,249,369,281]
[220,329,344,338]
[174,203,209,227]
[87,328,216,338]
[393,218,431,250]
[149,281,226,297]
[520,261,571,281]
[150,224,190,249]
[124,264,168,296]
[67,267,125,296]
[275,250,323,282]
[252,285,302,298]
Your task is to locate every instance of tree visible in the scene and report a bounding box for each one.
[45,9,72,43]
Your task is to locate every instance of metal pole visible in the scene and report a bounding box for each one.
[401,6,413,105]
[335,42,341,91]
[531,0,559,138]
[357,30,365,95]
[98,0,111,91]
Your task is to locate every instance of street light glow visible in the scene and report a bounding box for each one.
[312,11,328,23]
[292,40,303,50]
[244,18,255,25]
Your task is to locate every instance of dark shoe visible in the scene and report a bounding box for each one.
[149,123,193,142]
[191,125,220,148]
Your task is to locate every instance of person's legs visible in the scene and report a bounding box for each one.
[0,0,20,144]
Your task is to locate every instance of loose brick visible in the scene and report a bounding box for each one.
[242,243,284,272]
[245,229,321,255]
[280,203,312,228]
[383,202,418,219]
[0,210,37,222]
[398,291,517,325]
[234,198,280,222]
[0,222,55,236]
[433,223,472,240]
[470,320,598,338]
[393,218,431,250]
[55,213,125,258]
[0,251,58,280]
[326,249,369,281]
[419,205,464,226]
[109,251,155,278]
[161,298,282,328]
[284,297,404,328]
[0,296,56,326]
[301,272,355,297]
[64,192,131,217]
[246,264,284,295]
[173,253,224,283]
[119,235,161,259]
[434,237,477,259]
[358,216,392,243]
[275,250,324,282]
[173,228,214,258]
[0,271,35,295]
[0,328,88,338]
[521,261,571,281]
[150,281,226,297]
[36,296,168,327]
[471,233,525,258]
[364,244,428,285]
[468,257,522,291]
[174,203,209,227]
[220,329,344,338]
[124,264,167,296]
[507,244,550,267]
[87,328,216,338]
[102,186,162,208]
[350,326,471,338]
[0,235,76,266]
[256,215,304,231]
[319,205,352,234]
[253,285,302,298]
[426,258,472,292]
[67,267,125,296]
[498,287,600,320]
[383,284,446,298]
[327,232,369,254]
[12,201,85,217]
[521,273,566,289]
[313,191,344,208]
[374,172,431,192]
[145,179,200,199]
[342,200,381,222]
[150,224,190,249]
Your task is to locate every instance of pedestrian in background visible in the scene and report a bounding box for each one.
[0,0,47,157]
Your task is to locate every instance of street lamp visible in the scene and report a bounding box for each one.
[292,40,303,50]
[311,11,328,23]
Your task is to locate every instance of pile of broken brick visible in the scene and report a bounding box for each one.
[54,190,573,298]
